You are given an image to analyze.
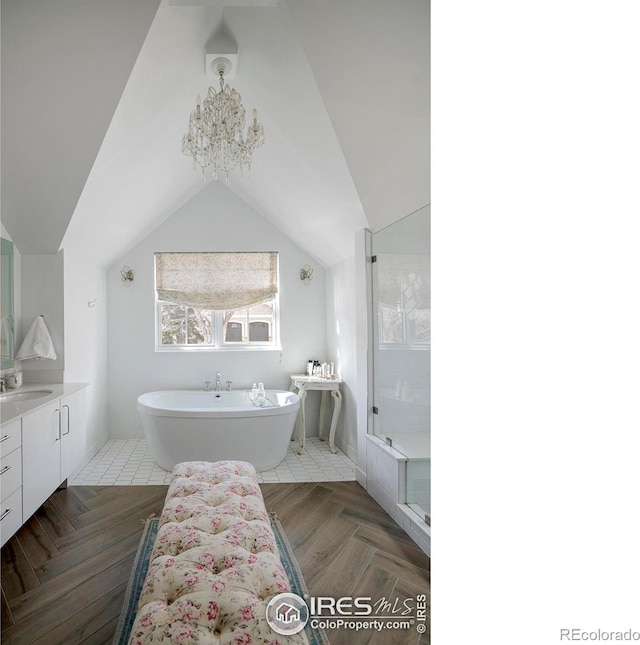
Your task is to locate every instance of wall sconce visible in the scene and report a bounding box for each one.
[121,266,134,286]
[300,264,313,285]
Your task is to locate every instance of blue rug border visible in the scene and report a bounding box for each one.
[112,518,158,645]
[270,513,329,645]
[113,516,328,645]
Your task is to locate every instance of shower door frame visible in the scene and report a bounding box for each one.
[369,206,430,521]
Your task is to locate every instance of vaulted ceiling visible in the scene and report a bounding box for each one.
[1,0,429,268]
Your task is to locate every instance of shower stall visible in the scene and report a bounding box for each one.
[371,206,430,523]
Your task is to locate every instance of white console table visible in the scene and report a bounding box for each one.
[289,375,342,455]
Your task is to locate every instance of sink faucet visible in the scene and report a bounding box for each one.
[215,372,222,392]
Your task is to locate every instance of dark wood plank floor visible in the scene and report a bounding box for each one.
[262,482,430,645]
[1,482,430,645]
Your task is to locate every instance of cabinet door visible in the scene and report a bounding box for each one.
[22,400,62,522]
[60,389,86,481]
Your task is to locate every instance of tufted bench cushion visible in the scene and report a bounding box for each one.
[128,461,308,644]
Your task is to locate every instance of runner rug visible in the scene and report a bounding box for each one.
[112,515,328,645]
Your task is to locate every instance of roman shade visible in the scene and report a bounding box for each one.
[155,252,278,310]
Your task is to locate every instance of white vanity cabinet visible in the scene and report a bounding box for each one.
[0,417,23,547]
[59,389,86,482]
[21,389,86,522]
[22,400,63,522]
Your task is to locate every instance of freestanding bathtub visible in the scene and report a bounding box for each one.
[137,389,300,471]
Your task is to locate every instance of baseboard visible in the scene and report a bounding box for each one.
[334,435,358,464]
[334,437,365,488]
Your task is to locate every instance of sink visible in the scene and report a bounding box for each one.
[0,389,53,403]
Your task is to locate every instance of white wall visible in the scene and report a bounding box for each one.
[19,254,64,377]
[1,219,110,465]
[61,236,110,463]
[107,181,327,439]
[326,229,371,483]
[326,255,358,462]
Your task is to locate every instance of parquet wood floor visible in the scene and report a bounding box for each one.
[1,482,429,644]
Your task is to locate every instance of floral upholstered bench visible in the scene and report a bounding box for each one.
[128,461,308,644]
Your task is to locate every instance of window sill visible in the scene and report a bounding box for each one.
[155,345,282,353]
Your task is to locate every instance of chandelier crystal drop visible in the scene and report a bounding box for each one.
[182,69,265,184]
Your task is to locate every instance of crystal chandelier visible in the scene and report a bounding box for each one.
[182,58,265,183]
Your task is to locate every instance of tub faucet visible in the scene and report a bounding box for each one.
[215,372,222,392]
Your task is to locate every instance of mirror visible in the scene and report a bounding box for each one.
[1,237,15,371]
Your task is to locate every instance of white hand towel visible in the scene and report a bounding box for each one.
[16,316,57,360]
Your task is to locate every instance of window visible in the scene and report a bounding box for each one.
[376,254,429,348]
[155,252,279,349]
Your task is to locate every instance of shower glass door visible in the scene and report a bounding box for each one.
[371,206,430,518]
